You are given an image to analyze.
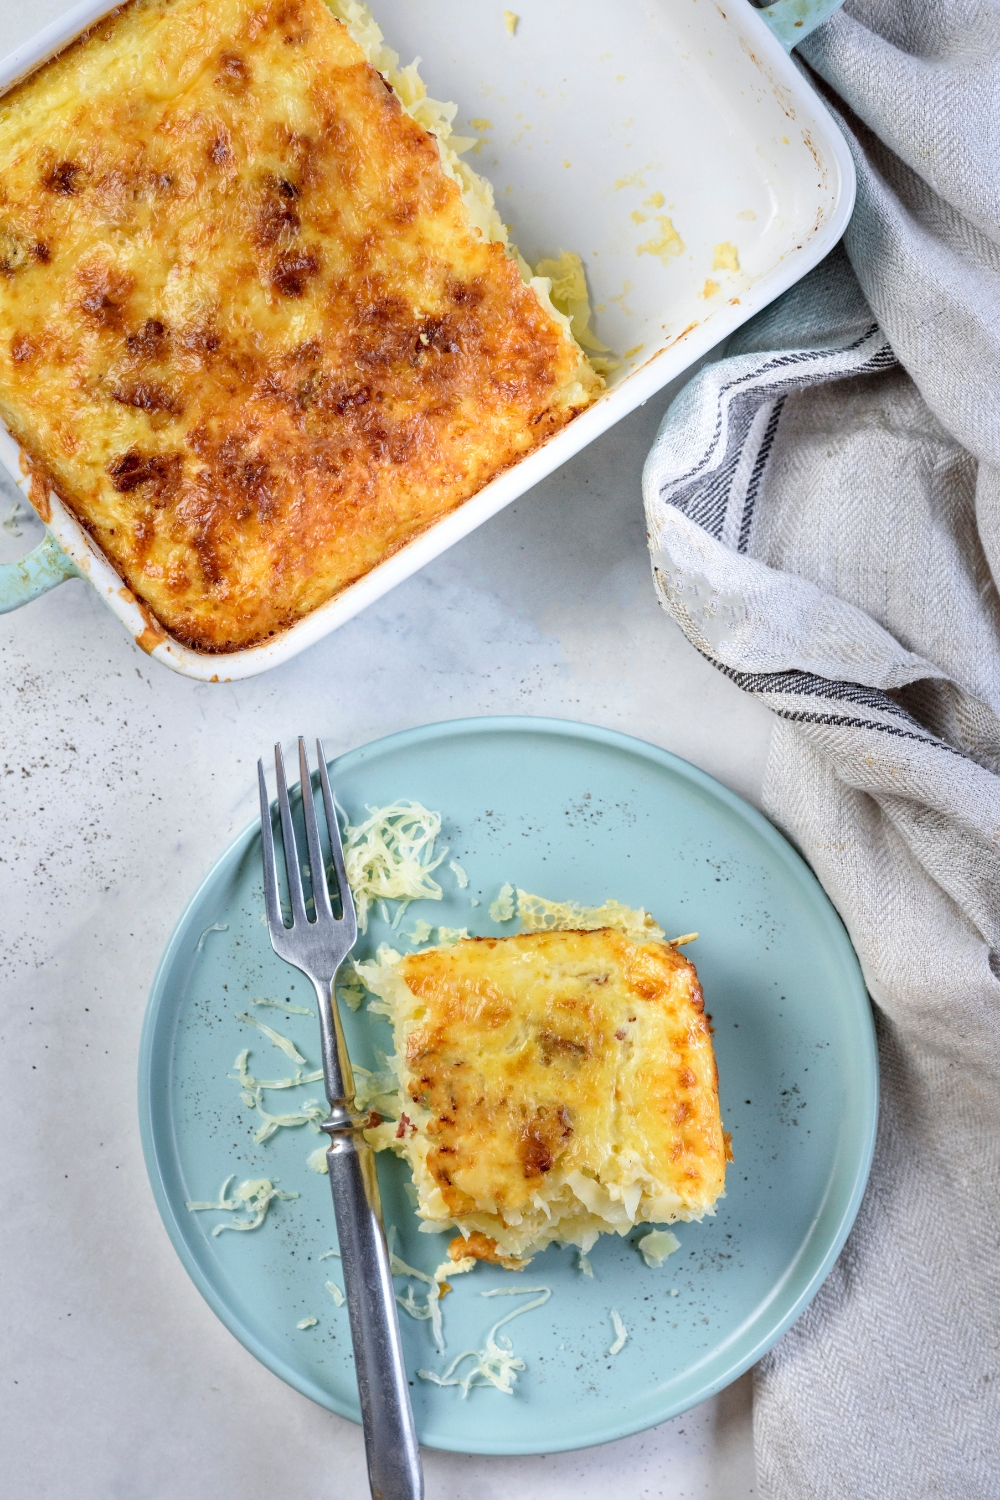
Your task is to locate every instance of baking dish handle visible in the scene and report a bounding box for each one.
[0,531,82,614]
[751,0,845,51]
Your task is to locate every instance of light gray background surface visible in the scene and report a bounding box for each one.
[0,3,771,1493]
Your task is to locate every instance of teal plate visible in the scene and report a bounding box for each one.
[138,716,877,1455]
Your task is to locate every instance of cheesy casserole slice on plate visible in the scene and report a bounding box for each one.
[0,0,599,651]
[362,925,729,1265]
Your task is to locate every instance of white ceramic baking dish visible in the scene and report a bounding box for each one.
[0,0,851,679]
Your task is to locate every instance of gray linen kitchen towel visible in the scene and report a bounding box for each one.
[643,3,1000,1495]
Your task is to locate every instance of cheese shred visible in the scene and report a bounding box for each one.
[343,801,448,932]
[608,1307,628,1355]
[417,1286,551,1397]
[185,1175,298,1234]
[389,1235,446,1353]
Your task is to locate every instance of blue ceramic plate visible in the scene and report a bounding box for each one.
[139,716,877,1455]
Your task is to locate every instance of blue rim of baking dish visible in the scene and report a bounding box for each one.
[137,714,878,1453]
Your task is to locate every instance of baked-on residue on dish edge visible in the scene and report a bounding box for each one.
[0,0,600,651]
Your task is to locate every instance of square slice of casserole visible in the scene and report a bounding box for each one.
[364,928,729,1263]
[0,0,598,652]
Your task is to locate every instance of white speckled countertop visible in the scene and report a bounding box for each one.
[0,4,771,1493]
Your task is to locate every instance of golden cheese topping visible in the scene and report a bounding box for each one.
[367,928,728,1260]
[0,0,597,652]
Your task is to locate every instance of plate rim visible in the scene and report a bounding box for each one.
[138,713,878,1454]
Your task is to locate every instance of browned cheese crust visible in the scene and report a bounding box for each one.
[396,929,727,1228]
[0,0,595,650]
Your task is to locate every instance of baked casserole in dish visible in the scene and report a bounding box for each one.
[0,0,854,674]
[0,0,599,652]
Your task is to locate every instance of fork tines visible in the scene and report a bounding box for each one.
[257,737,355,937]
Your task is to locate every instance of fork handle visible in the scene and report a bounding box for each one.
[326,1130,424,1500]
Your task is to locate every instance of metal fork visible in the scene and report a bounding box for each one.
[258,738,423,1500]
